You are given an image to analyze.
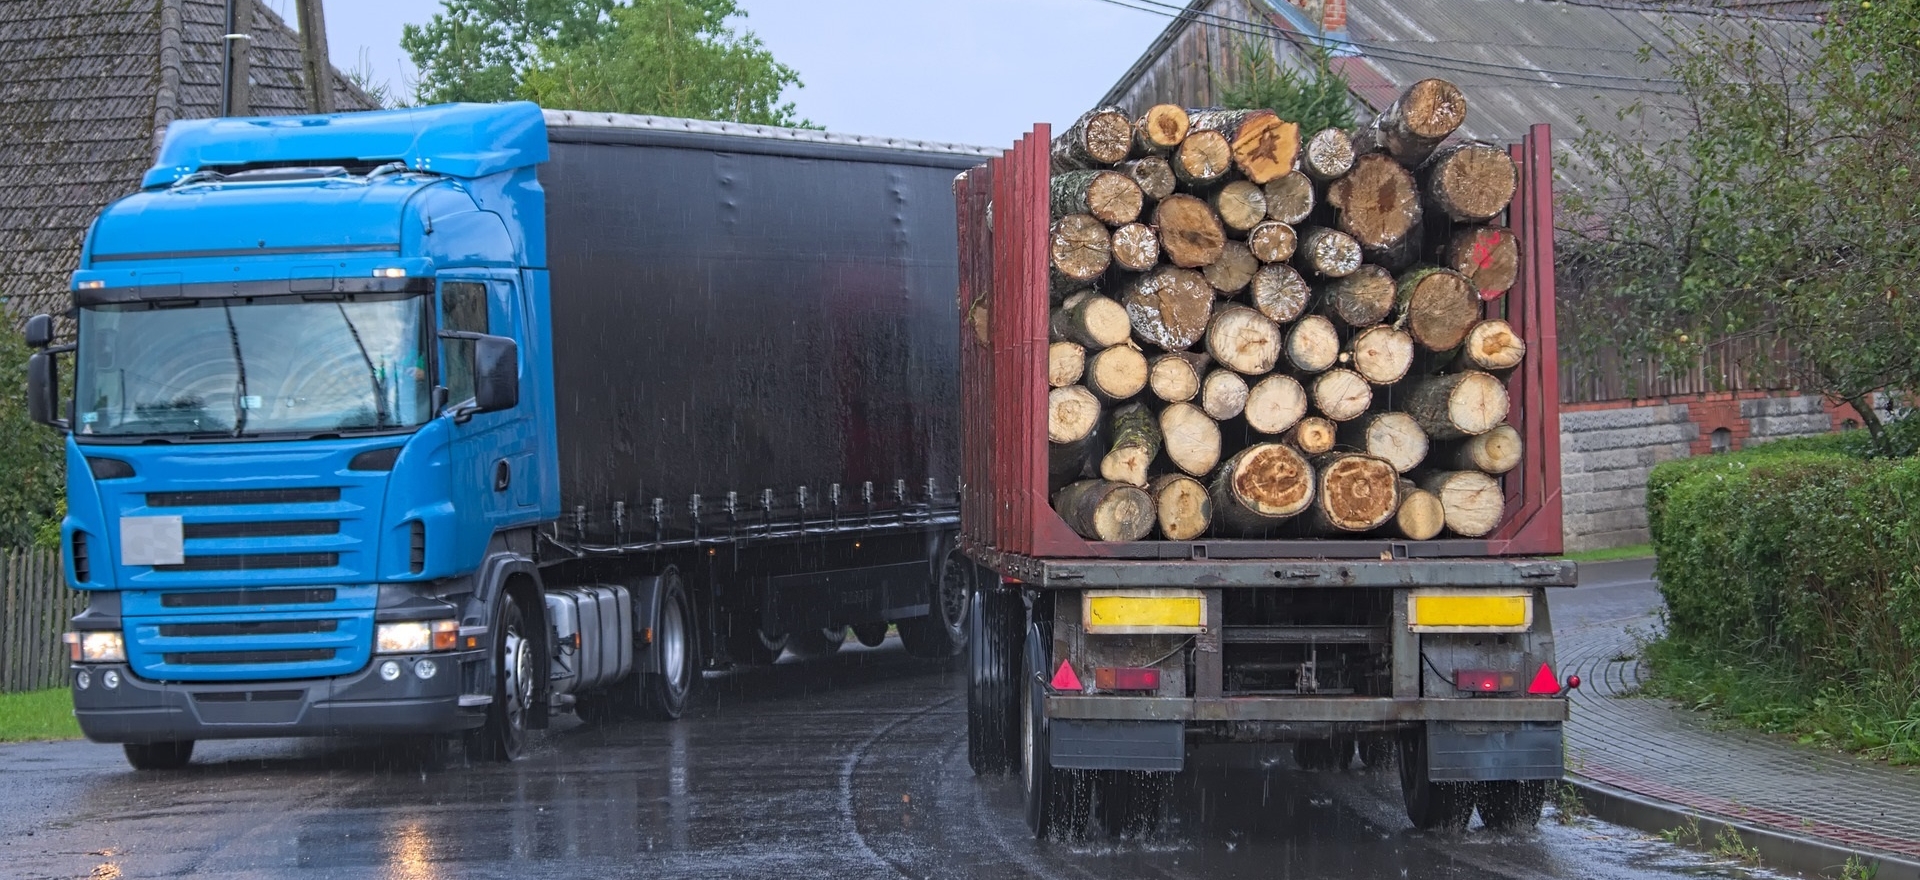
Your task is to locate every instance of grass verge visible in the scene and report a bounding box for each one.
[0,688,81,742]
[1641,636,1920,765]
[1562,543,1654,563]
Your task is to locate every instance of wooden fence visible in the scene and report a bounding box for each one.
[0,548,83,693]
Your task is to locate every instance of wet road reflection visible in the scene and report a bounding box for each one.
[1,641,1789,879]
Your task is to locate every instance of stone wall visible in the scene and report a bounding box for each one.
[1556,393,1849,552]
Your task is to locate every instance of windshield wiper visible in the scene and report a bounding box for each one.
[221,302,249,437]
[335,304,390,427]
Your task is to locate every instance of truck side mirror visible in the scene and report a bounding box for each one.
[23,313,52,349]
[27,351,67,430]
[471,334,519,415]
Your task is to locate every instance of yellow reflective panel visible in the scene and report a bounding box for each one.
[1086,595,1203,630]
[1410,594,1530,628]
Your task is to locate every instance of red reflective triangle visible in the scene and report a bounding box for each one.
[1051,659,1083,692]
[1527,663,1560,695]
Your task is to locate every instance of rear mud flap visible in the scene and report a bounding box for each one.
[1050,719,1184,772]
[1427,720,1563,782]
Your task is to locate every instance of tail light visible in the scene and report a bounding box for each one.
[1455,669,1519,693]
[1094,666,1161,692]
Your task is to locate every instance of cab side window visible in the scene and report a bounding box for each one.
[440,281,489,405]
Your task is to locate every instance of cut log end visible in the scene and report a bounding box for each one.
[1149,473,1213,540]
[1328,153,1421,250]
[1050,214,1112,282]
[1320,264,1397,327]
[1048,385,1101,444]
[1055,479,1157,542]
[1124,156,1177,203]
[1463,319,1527,372]
[1111,222,1163,272]
[1055,107,1135,169]
[1341,411,1429,474]
[1310,453,1401,533]
[1302,127,1356,182]
[1247,221,1297,264]
[1263,171,1316,225]
[1250,263,1312,324]
[1286,314,1342,374]
[1087,344,1150,403]
[1453,423,1523,474]
[1445,226,1520,298]
[1136,104,1192,155]
[1154,194,1227,269]
[1212,443,1315,533]
[1149,352,1207,403]
[1174,130,1234,187]
[1160,401,1224,478]
[1427,144,1518,223]
[1052,169,1144,226]
[1421,470,1503,537]
[1052,291,1132,349]
[1203,241,1261,295]
[1212,180,1269,234]
[1124,266,1215,351]
[1287,416,1338,455]
[1408,371,1511,441]
[1349,325,1416,385]
[1311,368,1374,422]
[1200,369,1250,421]
[1392,483,1447,540]
[1206,305,1282,376]
[1397,266,1480,352]
[1296,227,1362,279]
[1100,403,1162,487]
[1048,341,1087,388]
[1244,374,1308,435]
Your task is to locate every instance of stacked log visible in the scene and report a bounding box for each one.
[1043,80,1528,541]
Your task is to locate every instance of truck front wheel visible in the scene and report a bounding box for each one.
[467,598,534,762]
[1397,729,1474,831]
[123,740,194,771]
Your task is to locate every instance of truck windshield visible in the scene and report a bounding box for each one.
[73,293,434,438]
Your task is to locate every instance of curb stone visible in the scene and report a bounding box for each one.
[1566,775,1920,880]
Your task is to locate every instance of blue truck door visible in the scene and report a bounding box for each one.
[439,276,540,563]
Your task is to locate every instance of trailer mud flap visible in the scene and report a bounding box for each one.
[1049,719,1184,772]
[1426,720,1563,782]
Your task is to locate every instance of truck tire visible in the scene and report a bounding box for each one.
[640,570,697,720]
[467,598,535,761]
[785,626,847,659]
[967,588,1023,776]
[123,740,194,771]
[1095,770,1171,838]
[1398,728,1474,831]
[725,614,787,666]
[899,544,972,659]
[851,622,889,648]
[1024,622,1091,840]
[1477,780,1547,831]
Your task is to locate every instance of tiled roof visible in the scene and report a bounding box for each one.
[1099,0,1818,186]
[0,0,376,321]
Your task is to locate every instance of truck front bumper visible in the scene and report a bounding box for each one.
[70,651,487,743]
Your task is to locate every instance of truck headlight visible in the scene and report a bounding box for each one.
[63,631,125,663]
[376,619,458,654]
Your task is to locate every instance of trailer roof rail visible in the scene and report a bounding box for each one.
[541,109,1001,159]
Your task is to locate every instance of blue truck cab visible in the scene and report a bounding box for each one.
[29,102,981,770]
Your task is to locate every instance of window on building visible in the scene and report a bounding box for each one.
[1711,427,1732,454]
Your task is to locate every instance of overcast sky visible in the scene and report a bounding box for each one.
[269,0,1174,148]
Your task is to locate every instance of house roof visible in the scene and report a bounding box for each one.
[1098,0,1818,183]
[0,0,376,321]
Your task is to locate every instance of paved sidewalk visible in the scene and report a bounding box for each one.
[1554,558,1920,876]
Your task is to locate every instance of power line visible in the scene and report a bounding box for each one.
[1085,0,1695,95]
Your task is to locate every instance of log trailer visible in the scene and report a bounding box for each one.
[29,102,989,769]
[955,122,1578,837]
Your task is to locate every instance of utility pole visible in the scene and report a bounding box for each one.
[220,0,252,116]
[295,0,334,114]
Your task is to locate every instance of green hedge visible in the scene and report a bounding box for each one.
[1646,436,1920,762]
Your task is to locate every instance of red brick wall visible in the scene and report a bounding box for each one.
[1563,391,1857,456]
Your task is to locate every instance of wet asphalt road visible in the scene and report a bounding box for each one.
[4,571,1781,880]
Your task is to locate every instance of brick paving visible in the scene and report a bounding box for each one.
[1557,600,1920,860]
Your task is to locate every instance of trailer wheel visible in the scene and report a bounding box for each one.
[724,615,787,666]
[785,626,847,659]
[466,597,534,761]
[899,544,972,659]
[640,570,697,720]
[967,587,1023,776]
[851,623,889,648]
[1095,770,1171,838]
[1477,780,1547,831]
[123,740,194,771]
[1397,729,1474,831]
[1024,622,1091,840]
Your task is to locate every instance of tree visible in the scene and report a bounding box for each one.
[402,0,618,104]
[1563,3,1920,449]
[0,328,65,549]
[517,0,809,127]
[1214,35,1355,135]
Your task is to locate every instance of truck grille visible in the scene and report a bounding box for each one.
[162,588,337,608]
[183,520,339,539]
[164,649,335,665]
[147,488,341,507]
[159,619,339,637]
[154,553,339,572]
